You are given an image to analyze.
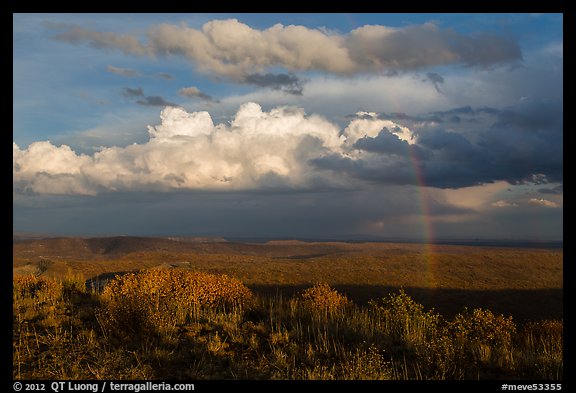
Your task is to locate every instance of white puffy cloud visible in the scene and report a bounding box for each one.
[528,198,560,208]
[343,113,416,146]
[13,100,562,197]
[491,200,519,208]
[15,103,385,195]
[13,141,94,195]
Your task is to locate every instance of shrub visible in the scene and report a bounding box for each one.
[299,283,350,315]
[369,289,440,345]
[99,269,254,337]
[450,308,516,349]
[448,307,516,370]
[13,275,63,303]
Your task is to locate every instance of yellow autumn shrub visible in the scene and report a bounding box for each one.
[13,275,63,303]
[300,282,350,314]
[99,269,253,336]
[449,307,516,349]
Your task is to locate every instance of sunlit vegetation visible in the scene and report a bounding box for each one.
[13,271,562,380]
[13,239,563,325]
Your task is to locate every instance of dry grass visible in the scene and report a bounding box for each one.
[13,238,563,380]
[13,269,562,380]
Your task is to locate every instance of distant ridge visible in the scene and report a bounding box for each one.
[14,232,562,250]
[13,231,64,241]
[167,236,228,243]
[12,235,233,260]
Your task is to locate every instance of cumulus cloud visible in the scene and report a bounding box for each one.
[13,101,562,196]
[178,86,216,102]
[14,103,345,195]
[50,19,522,81]
[106,65,141,77]
[528,198,560,208]
[312,100,562,189]
[492,200,519,208]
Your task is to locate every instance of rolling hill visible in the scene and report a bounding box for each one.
[13,235,563,321]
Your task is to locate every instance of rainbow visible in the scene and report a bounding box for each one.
[408,144,439,291]
[340,11,441,291]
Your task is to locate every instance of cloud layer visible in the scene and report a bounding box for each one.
[13,100,561,196]
[51,19,522,82]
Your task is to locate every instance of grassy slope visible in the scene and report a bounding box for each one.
[13,239,563,321]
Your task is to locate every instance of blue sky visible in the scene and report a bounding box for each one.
[13,13,563,240]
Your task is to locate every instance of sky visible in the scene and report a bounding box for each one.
[13,13,563,241]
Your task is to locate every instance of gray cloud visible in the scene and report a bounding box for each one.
[121,87,178,107]
[244,73,304,95]
[346,106,480,126]
[178,86,217,102]
[157,72,175,80]
[538,184,563,195]
[11,186,475,240]
[122,87,144,97]
[424,72,444,93]
[353,128,415,157]
[346,23,521,70]
[52,24,149,56]
[136,96,178,107]
[106,65,141,77]
[49,19,522,81]
[314,100,562,189]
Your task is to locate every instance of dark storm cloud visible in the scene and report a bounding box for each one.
[424,72,444,93]
[12,186,472,239]
[417,129,480,161]
[433,106,475,116]
[244,73,304,96]
[538,185,563,195]
[315,100,562,189]
[353,129,429,159]
[353,129,408,155]
[477,101,563,184]
[348,106,480,125]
